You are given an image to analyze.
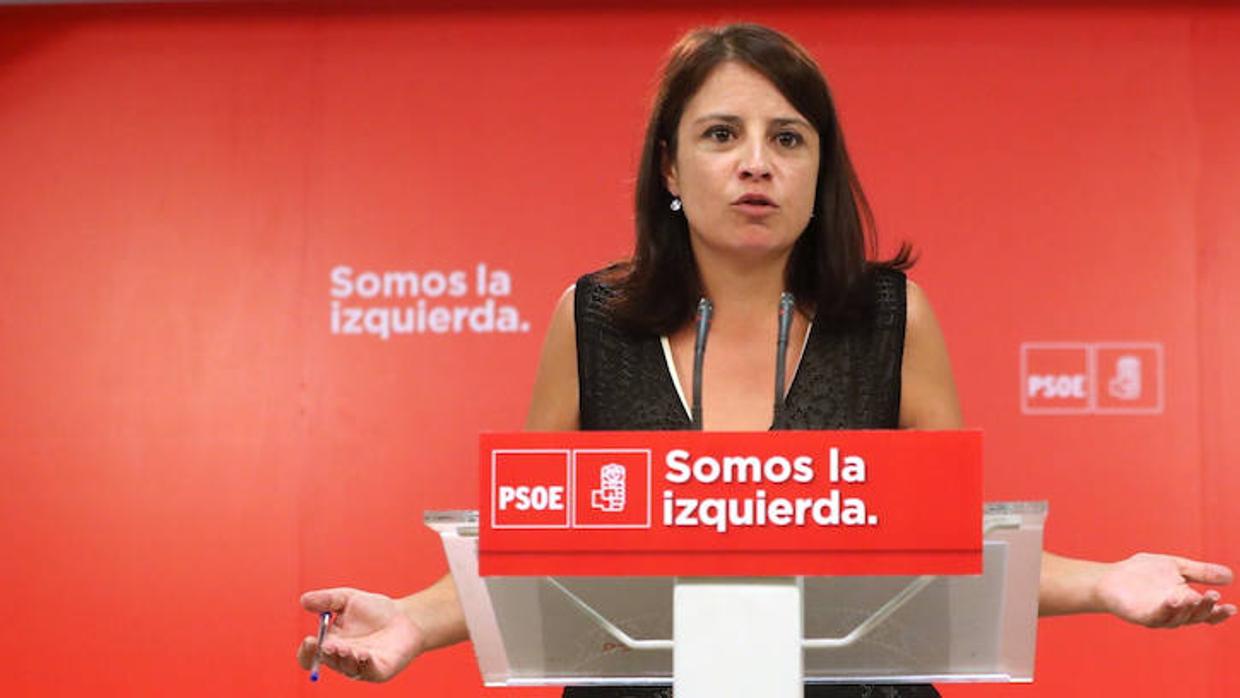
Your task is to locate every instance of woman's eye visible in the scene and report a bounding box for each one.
[776,131,803,148]
[705,126,734,143]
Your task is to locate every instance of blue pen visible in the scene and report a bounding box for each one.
[309,611,331,682]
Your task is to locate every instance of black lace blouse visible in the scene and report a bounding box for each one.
[575,267,905,433]
[567,267,937,698]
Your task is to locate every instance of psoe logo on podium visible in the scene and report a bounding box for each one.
[492,450,570,529]
[1020,343,1092,414]
[1095,343,1163,414]
[572,449,652,528]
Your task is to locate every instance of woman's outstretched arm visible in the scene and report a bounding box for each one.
[296,287,583,681]
[1039,551,1234,625]
[295,577,467,682]
[899,279,1234,627]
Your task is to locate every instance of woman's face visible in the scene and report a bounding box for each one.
[665,61,820,264]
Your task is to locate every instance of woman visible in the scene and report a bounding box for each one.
[296,24,1234,694]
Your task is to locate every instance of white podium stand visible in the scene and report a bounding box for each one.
[427,501,1046,693]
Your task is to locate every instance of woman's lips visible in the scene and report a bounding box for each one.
[732,194,779,216]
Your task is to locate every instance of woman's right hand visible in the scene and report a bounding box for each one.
[296,587,425,682]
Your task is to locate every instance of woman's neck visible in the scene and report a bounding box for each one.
[693,247,792,328]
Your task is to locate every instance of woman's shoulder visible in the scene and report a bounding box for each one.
[862,264,908,329]
[574,263,628,299]
[867,263,907,293]
[572,262,631,325]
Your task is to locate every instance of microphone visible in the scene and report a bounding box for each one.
[691,297,714,430]
[774,292,795,422]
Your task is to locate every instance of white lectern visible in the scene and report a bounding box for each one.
[427,501,1046,694]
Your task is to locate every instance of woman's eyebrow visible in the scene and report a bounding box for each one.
[770,117,812,130]
[691,113,742,125]
[690,113,812,130]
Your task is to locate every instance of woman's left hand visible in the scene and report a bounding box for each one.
[1095,553,1236,627]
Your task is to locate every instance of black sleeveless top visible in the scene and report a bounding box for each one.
[566,268,939,698]
[575,267,905,432]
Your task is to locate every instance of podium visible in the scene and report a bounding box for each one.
[430,503,1045,689]
[432,431,1046,694]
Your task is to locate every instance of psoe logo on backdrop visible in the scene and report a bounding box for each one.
[1020,342,1163,415]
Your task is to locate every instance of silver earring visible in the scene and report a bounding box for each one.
[670,197,683,212]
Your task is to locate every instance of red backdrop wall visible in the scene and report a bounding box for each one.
[0,3,1236,696]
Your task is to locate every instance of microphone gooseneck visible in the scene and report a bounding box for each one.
[691,297,714,430]
[774,292,795,422]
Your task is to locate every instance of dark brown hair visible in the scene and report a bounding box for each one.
[611,23,913,334]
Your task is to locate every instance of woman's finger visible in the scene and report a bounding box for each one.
[301,587,355,614]
[320,645,354,678]
[1185,592,1219,625]
[327,644,365,680]
[1152,593,1190,628]
[1168,590,1203,628]
[1172,558,1234,586]
[296,636,318,669]
[1207,604,1237,625]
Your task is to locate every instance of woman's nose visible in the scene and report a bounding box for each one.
[738,142,773,180]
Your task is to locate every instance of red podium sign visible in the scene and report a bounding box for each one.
[479,430,982,577]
